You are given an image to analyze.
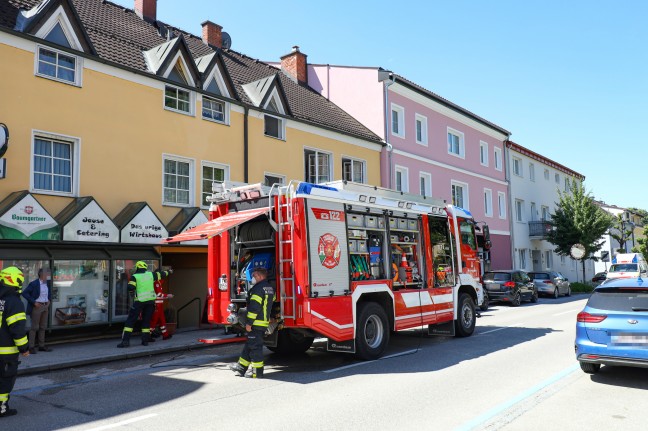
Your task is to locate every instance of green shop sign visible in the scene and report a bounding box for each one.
[0,192,59,240]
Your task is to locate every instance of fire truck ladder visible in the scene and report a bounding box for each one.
[275,182,298,320]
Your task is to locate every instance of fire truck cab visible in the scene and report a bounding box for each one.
[165,180,490,360]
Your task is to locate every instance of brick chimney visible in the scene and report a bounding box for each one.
[201,20,222,48]
[280,46,308,84]
[135,0,156,22]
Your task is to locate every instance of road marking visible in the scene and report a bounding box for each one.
[479,322,523,335]
[553,308,581,316]
[85,414,158,431]
[455,363,579,431]
[322,349,418,373]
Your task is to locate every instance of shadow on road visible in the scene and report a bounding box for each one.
[590,365,648,389]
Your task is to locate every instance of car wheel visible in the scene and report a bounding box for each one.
[566,286,571,297]
[553,287,559,299]
[530,289,538,303]
[511,291,521,307]
[480,291,490,311]
[580,362,601,374]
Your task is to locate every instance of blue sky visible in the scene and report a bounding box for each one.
[111,0,648,211]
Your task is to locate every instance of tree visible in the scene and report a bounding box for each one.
[632,235,648,259]
[609,213,635,253]
[545,180,614,282]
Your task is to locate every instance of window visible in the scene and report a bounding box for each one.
[513,157,522,176]
[264,173,286,187]
[480,141,489,166]
[451,181,468,209]
[544,169,550,180]
[555,173,560,184]
[164,85,192,114]
[498,192,506,219]
[201,162,228,207]
[395,166,409,192]
[484,188,493,217]
[494,147,502,171]
[391,104,404,138]
[342,158,366,183]
[545,250,553,269]
[447,128,465,158]
[529,163,535,181]
[564,177,570,192]
[305,149,331,183]
[264,115,285,140]
[36,46,80,86]
[530,202,537,221]
[163,156,193,205]
[415,114,427,145]
[518,249,527,269]
[32,135,76,195]
[202,96,226,123]
[541,205,550,221]
[419,172,432,196]
[515,199,524,222]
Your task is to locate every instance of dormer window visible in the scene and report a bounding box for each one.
[163,58,194,115]
[37,47,78,84]
[263,90,285,140]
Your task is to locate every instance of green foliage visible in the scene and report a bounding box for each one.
[633,235,648,259]
[609,213,634,253]
[570,282,594,293]
[546,180,614,260]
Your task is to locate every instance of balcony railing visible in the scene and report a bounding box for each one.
[529,220,553,238]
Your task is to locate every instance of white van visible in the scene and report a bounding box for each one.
[606,253,648,281]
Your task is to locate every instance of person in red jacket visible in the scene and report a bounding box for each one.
[150,280,174,340]
[0,267,30,418]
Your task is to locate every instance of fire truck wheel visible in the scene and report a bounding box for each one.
[268,329,315,355]
[355,302,390,360]
[454,293,476,337]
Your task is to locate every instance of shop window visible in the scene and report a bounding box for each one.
[113,259,158,322]
[51,259,110,327]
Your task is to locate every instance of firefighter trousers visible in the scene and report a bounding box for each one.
[238,328,265,370]
[0,355,19,403]
[122,301,155,341]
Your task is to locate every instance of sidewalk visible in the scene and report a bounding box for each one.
[17,327,245,376]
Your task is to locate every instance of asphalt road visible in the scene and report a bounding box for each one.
[6,294,648,430]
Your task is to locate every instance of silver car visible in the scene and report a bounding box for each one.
[528,271,571,299]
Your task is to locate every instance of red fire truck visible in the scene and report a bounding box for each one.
[164,180,490,360]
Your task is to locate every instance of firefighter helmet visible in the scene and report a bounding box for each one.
[0,266,24,292]
[135,261,148,270]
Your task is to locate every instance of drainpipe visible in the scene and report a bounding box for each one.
[379,71,395,189]
[504,140,515,269]
[244,106,249,183]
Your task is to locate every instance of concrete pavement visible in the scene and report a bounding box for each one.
[17,327,245,376]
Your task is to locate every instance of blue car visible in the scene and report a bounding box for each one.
[575,277,648,374]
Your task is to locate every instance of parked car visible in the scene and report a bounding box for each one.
[591,272,607,286]
[482,270,538,306]
[528,271,571,298]
[575,277,648,374]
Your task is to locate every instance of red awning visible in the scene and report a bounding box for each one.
[162,207,271,243]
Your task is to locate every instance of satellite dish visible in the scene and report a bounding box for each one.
[221,32,232,49]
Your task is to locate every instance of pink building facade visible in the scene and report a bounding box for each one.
[307,65,512,270]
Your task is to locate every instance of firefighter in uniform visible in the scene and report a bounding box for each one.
[150,280,174,340]
[0,267,29,418]
[229,267,275,379]
[117,262,172,348]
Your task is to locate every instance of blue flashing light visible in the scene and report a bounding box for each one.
[296,182,337,195]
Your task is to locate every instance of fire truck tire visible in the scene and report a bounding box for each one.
[355,302,390,360]
[268,329,314,355]
[479,291,490,311]
[454,293,476,337]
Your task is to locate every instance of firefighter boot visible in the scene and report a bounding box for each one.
[141,333,152,346]
[0,400,17,417]
[228,362,246,377]
[245,367,264,379]
[116,332,131,348]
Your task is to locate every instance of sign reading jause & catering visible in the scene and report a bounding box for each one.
[0,193,59,240]
[62,200,118,242]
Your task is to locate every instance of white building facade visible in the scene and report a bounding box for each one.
[507,142,594,283]
[593,203,645,274]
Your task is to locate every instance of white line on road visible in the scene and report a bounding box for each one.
[84,413,158,431]
[479,322,523,335]
[322,349,418,373]
[553,308,582,316]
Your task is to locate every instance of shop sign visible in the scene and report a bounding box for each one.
[0,193,59,240]
[179,210,208,245]
[63,200,118,242]
[120,206,168,244]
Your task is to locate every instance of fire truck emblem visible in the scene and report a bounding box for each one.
[318,233,341,269]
